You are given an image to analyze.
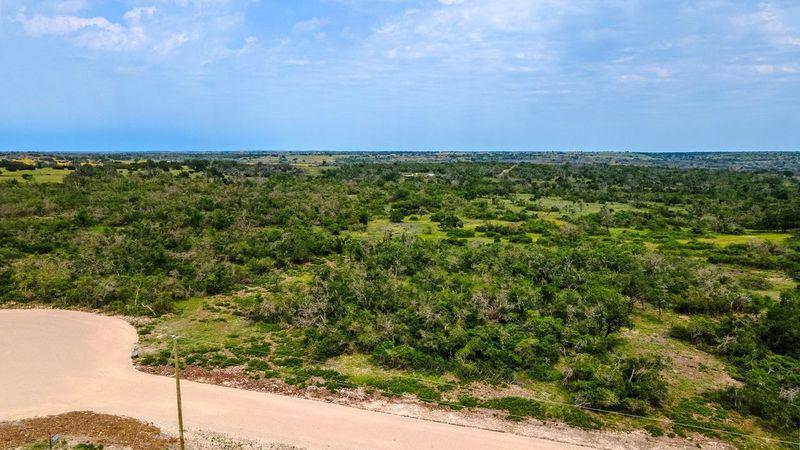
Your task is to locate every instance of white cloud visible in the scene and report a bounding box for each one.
[285,58,311,66]
[782,65,798,74]
[732,3,800,47]
[358,0,580,87]
[238,36,259,55]
[9,0,800,98]
[16,6,157,51]
[17,14,119,37]
[756,64,775,75]
[199,35,262,66]
[293,17,329,33]
[53,0,89,14]
[644,65,671,78]
[12,0,259,61]
[123,6,157,24]
[154,32,190,54]
[617,74,646,83]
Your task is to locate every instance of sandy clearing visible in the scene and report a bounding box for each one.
[0,309,586,449]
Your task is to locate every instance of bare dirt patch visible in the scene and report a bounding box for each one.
[187,430,303,450]
[0,411,177,450]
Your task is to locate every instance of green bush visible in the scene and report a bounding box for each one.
[364,376,441,401]
[480,397,546,421]
[760,293,800,358]
[644,424,664,437]
[563,355,667,414]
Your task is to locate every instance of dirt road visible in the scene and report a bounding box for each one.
[0,309,586,449]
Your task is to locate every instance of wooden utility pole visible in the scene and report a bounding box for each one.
[173,336,186,450]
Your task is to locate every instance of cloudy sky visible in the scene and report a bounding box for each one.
[0,0,798,151]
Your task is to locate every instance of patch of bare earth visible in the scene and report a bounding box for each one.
[186,430,302,450]
[621,318,741,399]
[138,364,732,450]
[0,411,177,450]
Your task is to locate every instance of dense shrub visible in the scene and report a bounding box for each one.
[562,355,667,414]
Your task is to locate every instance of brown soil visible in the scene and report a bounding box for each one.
[0,411,177,450]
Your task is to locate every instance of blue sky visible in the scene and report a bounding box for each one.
[0,0,799,152]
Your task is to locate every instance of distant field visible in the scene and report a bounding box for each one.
[0,167,69,183]
[4,150,800,173]
[530,196,641,215]
[697,232,791,246]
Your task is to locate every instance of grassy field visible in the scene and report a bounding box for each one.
[697,232,791,246]
[0,167,69,183]
[349,216,541,244]
[530,196,642,216]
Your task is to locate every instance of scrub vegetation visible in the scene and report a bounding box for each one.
[1,153,798,447]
